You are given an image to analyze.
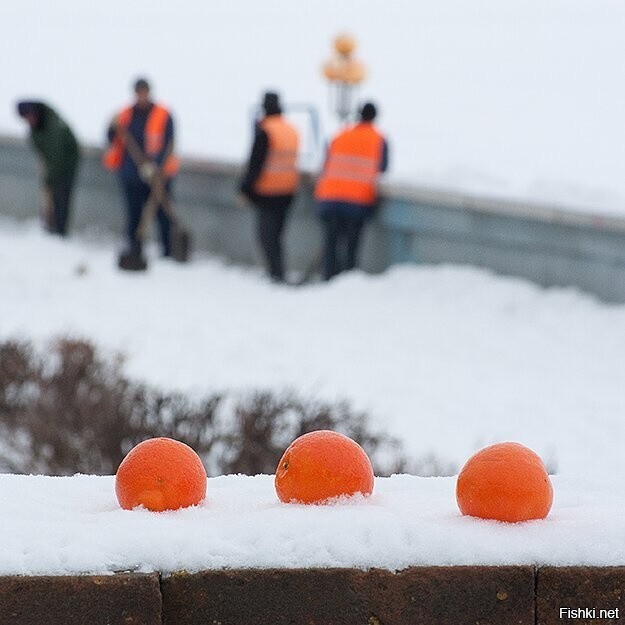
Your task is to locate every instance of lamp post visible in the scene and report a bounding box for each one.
[322,33,367,125]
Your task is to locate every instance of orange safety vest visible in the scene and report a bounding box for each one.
[102,103,179,177]
[314,123,384,205]
[253,116,299,196]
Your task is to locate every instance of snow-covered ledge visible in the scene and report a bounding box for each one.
[1,474,624,624]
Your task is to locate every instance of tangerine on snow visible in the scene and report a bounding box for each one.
[456,442,553,523]
[275,430,374,504]
[115,437,207,512]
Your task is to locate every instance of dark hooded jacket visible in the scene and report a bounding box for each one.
[22,102,80,187]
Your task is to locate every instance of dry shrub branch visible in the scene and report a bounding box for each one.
[0,338,455,477]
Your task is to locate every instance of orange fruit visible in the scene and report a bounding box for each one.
[456,442,553,523]
[115,437,207,512]
[275,430,374,504]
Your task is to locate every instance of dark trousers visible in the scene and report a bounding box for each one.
[48,171,77,236]
[256,205,289,281]
[122,179,172,257]
[321,211,366,281]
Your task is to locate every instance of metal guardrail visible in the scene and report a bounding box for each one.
[386,181,625,234]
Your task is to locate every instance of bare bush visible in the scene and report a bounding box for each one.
[214,391,411,477]
[0,337,453,478]
[0,338,219,475]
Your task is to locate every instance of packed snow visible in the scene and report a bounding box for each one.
[2,1,625,214]
[1,473,624,576]
[2,221,625,480]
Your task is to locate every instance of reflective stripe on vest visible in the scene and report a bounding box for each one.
[323,154,378,185]
[102,103,179,177]
[253,116,299,196]
[314,123,384,205]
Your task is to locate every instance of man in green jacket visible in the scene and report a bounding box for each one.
[17,101,80,236]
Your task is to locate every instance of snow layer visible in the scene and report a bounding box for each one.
[2,1,625,213]
[2,221,625,479]
[1,473,623,575]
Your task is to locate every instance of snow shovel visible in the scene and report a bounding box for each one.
[121,129,192,265]
[117,248,147,272]
[136,171,192,263]
[41,187,55,233]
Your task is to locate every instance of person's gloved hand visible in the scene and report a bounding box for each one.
[139,161,158,183]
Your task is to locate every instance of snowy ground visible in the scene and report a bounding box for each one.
[2,472,624,575]
[2,1,625,214]
[2,221,625,479]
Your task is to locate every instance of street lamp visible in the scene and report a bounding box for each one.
[322,33,367,125]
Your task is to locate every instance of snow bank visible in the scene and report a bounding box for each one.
[2,221,625,478]
[1,473,623,576]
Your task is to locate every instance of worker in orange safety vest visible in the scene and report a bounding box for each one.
[314,101,389,280]
[104,77,179,263]
[239,91,300,282]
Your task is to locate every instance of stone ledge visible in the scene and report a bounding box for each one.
[537,566,625,625]
[161,566,535,625]
[2,566,625,624]
[0,573,162,625]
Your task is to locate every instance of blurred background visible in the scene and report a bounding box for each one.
[2,0,625,480]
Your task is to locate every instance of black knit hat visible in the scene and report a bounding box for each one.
[16,101,42,119]
[360,102,377,122]
[134,77,150,92]
[263,91,282,115]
